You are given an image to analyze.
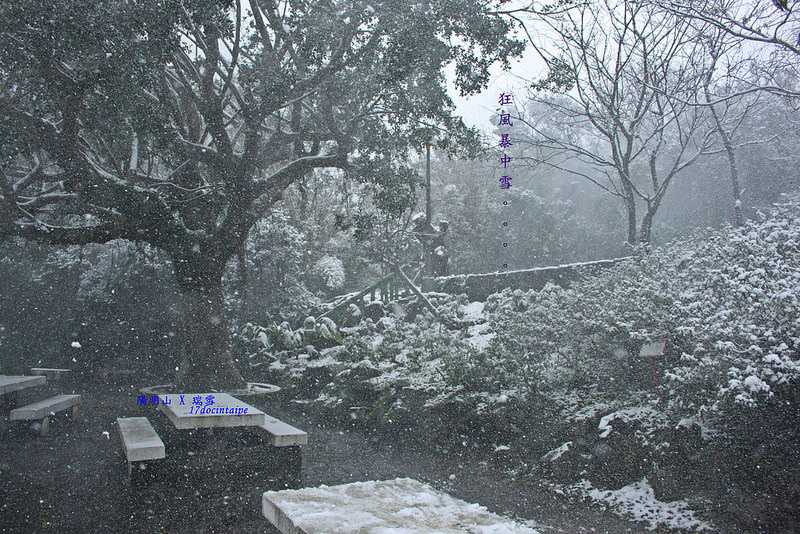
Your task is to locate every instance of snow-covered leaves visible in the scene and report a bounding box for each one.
[269,202,800,436]
[312,256,345,289]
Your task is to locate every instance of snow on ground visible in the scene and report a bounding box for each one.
[563,399,621,423]
[461,301,485,322]
[460,301,496,351]
[466,322,495,352]
[675,417,719,441]
[541,442,572,462]
[263,478,541,533]
[564,478,713,532]
[597,405,665,438]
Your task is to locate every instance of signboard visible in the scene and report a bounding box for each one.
[639,340,667,358]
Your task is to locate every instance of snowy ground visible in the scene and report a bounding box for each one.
[551,478,713,532]
[461,301,496,352]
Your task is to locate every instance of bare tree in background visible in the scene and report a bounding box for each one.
[662,0,800,59]
[507,0,715,245]
[699,28,775,227]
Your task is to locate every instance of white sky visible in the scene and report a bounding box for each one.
[447,26,549,138]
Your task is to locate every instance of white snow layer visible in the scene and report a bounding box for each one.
[263,478,541,533]
[541,441,572,462]
[466,322,494,352]
[597,406,662,438]
[461,301,485,322]
[461,302,495,351]
[569,478,713,531]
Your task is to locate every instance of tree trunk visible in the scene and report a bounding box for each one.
[172,254,245,391]
[704,61,745,227]
[639,207,655,245]
[624,193,638,245]
[709,102,744,227]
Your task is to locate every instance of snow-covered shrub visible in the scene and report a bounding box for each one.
[236,315,341,368]
[485,202,800,424]
[269,202,800,440]
[227,209,319,323]
[312,255,346,289]
[654,204,800,411]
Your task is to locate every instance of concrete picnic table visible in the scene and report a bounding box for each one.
[157,392,267,430]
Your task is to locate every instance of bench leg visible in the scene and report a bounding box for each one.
[39,416,50,437]
[71,405,79,422]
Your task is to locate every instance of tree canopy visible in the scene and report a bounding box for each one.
[0,0,524,388]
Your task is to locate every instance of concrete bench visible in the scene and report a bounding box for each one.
[29,368,71,380]
[257,415,308,447]
[9,394,80,436]
[263,478,541,534]
[117,417,165,478]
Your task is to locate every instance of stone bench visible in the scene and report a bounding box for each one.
[9,394,80,436]
[29,368,71,380]
[117,417,165,479]
[257,415,308,447]
[256,415,307,476]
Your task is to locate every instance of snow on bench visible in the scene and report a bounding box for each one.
[257,415,307,447]
[117,417,165,478]
[9,394,80,436]
[262,478,541,534]
[29,368,71,380]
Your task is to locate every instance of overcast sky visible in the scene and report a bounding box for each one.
[447,30,548,139]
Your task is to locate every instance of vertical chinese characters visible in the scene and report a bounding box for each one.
[497,93,514,268]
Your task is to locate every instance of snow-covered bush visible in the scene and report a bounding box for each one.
[236,315,341,367]
[312,255,346,289]
[227,209,319,323]
[655,204,800,410]
[485,202,800,423]
[270,202,800,437]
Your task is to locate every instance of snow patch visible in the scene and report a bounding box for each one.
[461,301,486,321]
[675,417,718,441]
[567,478,713,531]
[598,406,662,438]
[541,441,572,462]
[466,322,495,352]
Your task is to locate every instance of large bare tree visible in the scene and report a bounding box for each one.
[504,0,715,245]
[662,0,800,63]
[0,0,523,389]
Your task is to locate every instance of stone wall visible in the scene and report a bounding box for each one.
[428,257,632,301]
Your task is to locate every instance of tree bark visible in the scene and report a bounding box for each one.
[172,253,245,391]
[624,191,638,245]
[705,86,744,227]
[639,207,655,245]
[175,282,244,391]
